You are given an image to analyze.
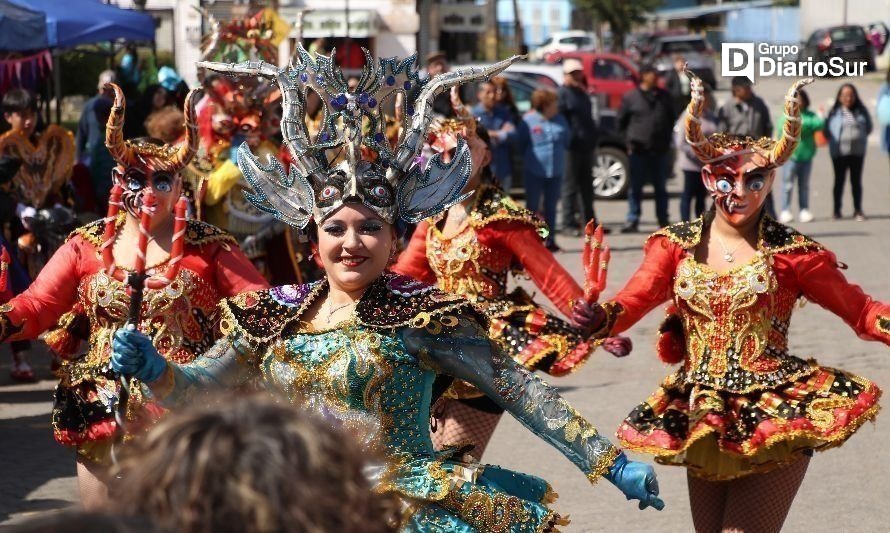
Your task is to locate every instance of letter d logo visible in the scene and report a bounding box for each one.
[722,43,755,83]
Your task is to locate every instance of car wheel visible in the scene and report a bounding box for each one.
[593,146,629,199]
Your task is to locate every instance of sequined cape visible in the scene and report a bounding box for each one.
[150,272,621,532]
[393,183,593,377]
[0,217,267,460]
[594,215,887,479]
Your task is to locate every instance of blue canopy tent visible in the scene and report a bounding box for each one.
[1,0,155,122]
[0,1,48,51]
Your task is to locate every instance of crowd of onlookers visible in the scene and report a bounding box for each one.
[446,49,890,249]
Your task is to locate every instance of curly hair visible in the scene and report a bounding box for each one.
[109,392,399,533]
[144,106,186,144]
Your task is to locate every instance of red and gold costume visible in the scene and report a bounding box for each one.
[594,216,885,479]
[0,83,268,462]
[593,72,886,481]
[394,183,594,377]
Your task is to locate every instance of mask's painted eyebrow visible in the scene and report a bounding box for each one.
[743,167,767,177]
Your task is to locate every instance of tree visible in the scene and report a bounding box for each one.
[575,0,664,52]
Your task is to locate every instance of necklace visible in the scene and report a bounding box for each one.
[714,232,747,263]
[325,300,355,322]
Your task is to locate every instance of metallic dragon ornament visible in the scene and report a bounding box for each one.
[199,46,522,227]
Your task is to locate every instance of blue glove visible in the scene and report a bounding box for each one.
[604,452,665,511]
[111,326,167,383]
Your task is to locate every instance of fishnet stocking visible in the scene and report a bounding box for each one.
[76,455,109,510]
[722,455,810,532]
[688,472,729,533]
[430,398,503,460]
[687,455,810,532]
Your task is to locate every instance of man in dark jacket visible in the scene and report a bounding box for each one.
[617,63,674,233]
[664,54,691,120]
[558,58,600,234]
[717,76,775,215]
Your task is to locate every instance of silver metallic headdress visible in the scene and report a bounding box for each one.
[199,46,521,227]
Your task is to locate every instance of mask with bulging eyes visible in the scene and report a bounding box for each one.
[314,159,396,223]
[701,151,775,226]
[112,166,179,217]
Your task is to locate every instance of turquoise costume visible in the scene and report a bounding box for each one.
[150,273,620,531]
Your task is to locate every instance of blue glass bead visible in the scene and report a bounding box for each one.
[299,72,308,83]
[316,74,325,84]
[403,81,411,90]
[320,132,330,142]
[381,159,390,168]
[406,105,414,116]
[385,75,395,86]
[358,92,369,104]
[374,132,385,143]
[368,97,377,108]
[336,94,348,106]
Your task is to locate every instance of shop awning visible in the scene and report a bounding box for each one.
[289,9,380,39]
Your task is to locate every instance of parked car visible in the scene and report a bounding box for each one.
[454,61,631,199]
[800,25,877,72]
[531,31,598,62]
[647,34,717,89]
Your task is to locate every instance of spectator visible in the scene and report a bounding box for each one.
[674,83,716,221]
[2,88,38,141]
[665,54,691,119]
[145,106,186,144]
[617,63,673,233]
[308,37,328,58]
[557,58,599,235]
[117,43,142,97]
[717,76,773,138]
[717,76,775,215]
[89,98,115,209]
[491,76,529,192]
[877,66,890,176]
[157,66,189,108]
[777,88,824,223]
[424,51,464,118]
[109,392,398,533]
[472,80,516,191]
[523,89,569,250]
[76,70,116,165]
[825,83,872,221]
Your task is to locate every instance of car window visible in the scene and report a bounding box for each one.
[508,81,534,113]
[830,26,865,42]
[559,36,592,46]
[660,39,708,54]
[592,59,633,80]
[540,37,552,47]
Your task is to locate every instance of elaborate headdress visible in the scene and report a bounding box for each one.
[0,126,74,208]
[105,83,200,174]
[684,68,813,169]
[199,47,520,227]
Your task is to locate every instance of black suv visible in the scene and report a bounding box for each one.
[801,25,876,71]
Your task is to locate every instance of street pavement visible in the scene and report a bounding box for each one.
[2,72,889,531]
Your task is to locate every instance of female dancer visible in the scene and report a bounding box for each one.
[0,84,267,507]
[574,70,886,531]
[112,49,663,531]
[394,98,629,458]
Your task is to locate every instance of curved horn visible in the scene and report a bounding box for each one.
[104,83,135,167]
[388,55,524,183]
[770,77,815,167]
[193,6,221,62]
[170,88,202,171]
[683,67,723,164]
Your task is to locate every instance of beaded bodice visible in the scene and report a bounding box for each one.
[426,222,510,302]
[425,184,545,304]
[673,253,813,392]
[261,324,437,465]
